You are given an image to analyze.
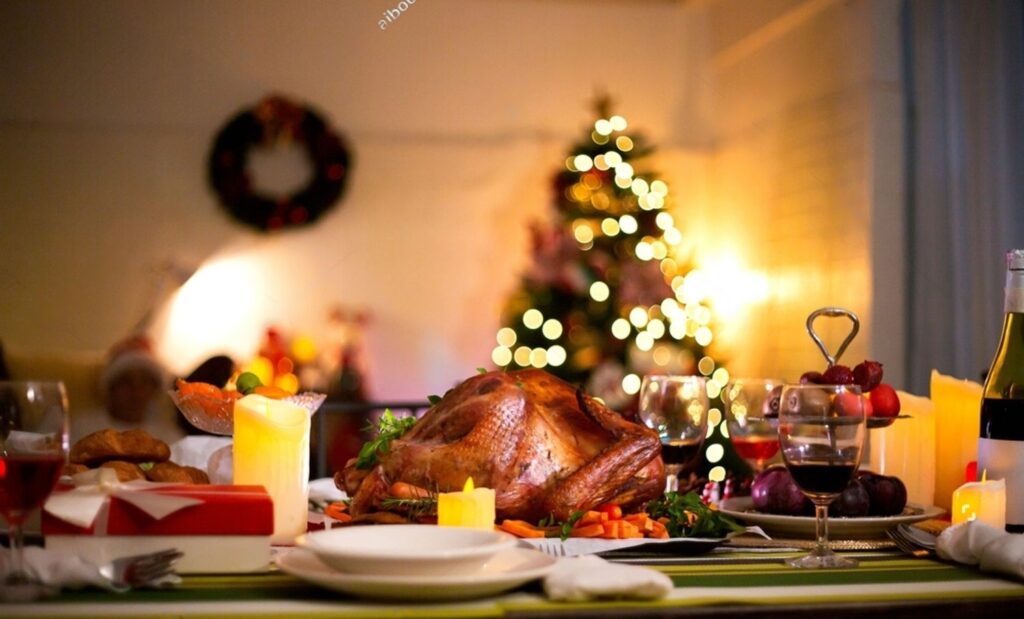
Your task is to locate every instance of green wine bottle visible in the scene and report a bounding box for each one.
[979,249,1024,533]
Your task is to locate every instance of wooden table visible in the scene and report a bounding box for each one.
[5,548,1024,618]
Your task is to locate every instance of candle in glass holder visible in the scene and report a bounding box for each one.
[233,395,310,544]
[437,477,495,530]
[952,472,1006,529]
[869,390,935,506]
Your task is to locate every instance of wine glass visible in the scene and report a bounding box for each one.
[638,375,709,493]
[722,379,783,474]
[778,383,866,569]
[0,381,69,600]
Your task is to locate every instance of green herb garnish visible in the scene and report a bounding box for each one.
[645,491,744,538]
[427,394,442,405]
[380,496,438,520]
[558,510,585,541]
[355,409,417,470]
[139,462,155,472]
[477,367,488,375]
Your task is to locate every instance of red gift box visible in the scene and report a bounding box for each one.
[43,484,273,573]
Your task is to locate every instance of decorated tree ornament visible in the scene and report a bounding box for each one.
[208,95,353,232]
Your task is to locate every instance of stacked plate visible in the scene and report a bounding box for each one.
[277,525,556,601]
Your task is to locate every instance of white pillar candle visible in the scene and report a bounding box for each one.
[952,473,1007,530]
[233,395,310,544]
[931,371,983,513]
[869,390,935,506]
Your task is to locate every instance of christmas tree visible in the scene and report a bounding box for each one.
[492,99,741,484]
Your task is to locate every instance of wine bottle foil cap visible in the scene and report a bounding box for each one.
[1008,249,1024,271]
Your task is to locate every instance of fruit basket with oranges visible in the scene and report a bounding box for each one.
[170,372,326,435]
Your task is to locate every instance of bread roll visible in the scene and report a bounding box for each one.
[70,428,170,466]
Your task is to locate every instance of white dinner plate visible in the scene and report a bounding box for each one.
[719,497,945,539]
[297,524,517,576]
[276,547,556,601]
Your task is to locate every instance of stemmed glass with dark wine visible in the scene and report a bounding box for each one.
[722,379,784,474]
[0,381,69,600]
[638,375,709,493]
[778,383,866,569]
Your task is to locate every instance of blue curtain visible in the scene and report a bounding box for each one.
[904,0,1024,394]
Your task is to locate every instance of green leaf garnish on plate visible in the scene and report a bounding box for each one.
[646,491,744,538]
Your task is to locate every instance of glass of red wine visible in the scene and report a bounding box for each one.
[778,383,866,569]
[1,381,69,600]
[638,375,709,494]
[722,379,784,474]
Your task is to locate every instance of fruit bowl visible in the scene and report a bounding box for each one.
[169,389,326,435]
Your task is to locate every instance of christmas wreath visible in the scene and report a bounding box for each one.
[208,95,352,232]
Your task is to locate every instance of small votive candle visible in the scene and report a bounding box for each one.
[437,477,495,530]
[952,472,1006,530]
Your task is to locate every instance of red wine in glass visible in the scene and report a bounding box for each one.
[786,460,858,499]
[0,380,69,601]
[731,436,781,463]
[0,454,65,526]
[661,438,703,469]
[638,375,709,494]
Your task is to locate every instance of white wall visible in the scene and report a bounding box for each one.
[0,0,706,398]
[683,0,906,386]
[0,0,907,399]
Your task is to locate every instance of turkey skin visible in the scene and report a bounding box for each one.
[339,369,665,522]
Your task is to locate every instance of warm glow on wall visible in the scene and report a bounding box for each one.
[157,255,266,373]
[699,254,770,322]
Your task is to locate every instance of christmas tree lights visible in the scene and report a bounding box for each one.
[493,100,744,485]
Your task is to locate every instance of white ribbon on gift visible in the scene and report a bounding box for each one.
[44,468,203,532]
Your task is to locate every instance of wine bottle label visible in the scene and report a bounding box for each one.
[978,437,1024,527]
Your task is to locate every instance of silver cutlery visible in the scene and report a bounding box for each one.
[886,526,934,558]
[525,539,567,557]
[99,548,184,591]
[897,524,937,549]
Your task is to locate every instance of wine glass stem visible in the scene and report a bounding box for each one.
[814,502,830,556]
[6,520,28,582]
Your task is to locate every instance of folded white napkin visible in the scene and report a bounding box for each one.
[543,555,673,601]
[308,477,346,505]
[1,547,124,592]
[936,520,1024,580]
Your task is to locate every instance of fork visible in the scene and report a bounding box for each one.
[886,527,933,558]
[98,548,184,591]
[527,539,568,557]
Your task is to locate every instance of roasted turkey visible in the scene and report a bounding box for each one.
[338,369,665,522]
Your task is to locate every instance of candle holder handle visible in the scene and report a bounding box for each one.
[806,307,860,367]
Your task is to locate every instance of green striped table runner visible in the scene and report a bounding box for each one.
[8,551,1024,618]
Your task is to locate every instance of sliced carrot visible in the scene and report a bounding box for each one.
[624,513,654,534]
[602,520,622,539]
[650,520,669,539]
[499,519,546,538]
[388,482,433,500]
[620,521,642,539]
[577,511,605,527]
[324,502,352,522]
[570,523,606,538]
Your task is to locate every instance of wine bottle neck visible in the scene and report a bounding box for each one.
[1006,270,1024,313]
